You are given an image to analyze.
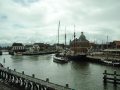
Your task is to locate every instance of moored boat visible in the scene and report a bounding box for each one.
[101,58,120,67]
[53,54,68,63]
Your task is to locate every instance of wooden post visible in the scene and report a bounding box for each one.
[114,71,117,85]
[46,78,49,82]
[14,69,16,71]
[32,74,35,78]
[7,67,9,70]
[103,70,107,84]
[22,71,24,75]
[66,84,69,88]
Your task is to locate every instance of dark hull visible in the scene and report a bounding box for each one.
[67,54,86,61]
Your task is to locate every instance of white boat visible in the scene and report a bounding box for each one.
[101,58,120,66]
[53,55,68,63]
[53,22,68,63]
[14,52,23,55]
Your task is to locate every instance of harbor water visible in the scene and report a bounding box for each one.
[0,53,120,90]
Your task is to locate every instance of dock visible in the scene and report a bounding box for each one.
[0,66,74,90]
[86,55,120,66]
[103,70,120,85]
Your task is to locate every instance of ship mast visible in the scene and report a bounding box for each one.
[65,26,66,56]
[74,25,76,55]
[58,21,60,45]
[106,35,108,60]
[65,26,66,48]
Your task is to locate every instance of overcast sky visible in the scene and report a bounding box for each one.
[0,0,120,44]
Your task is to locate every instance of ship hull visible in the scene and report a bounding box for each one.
[67,54,86,61]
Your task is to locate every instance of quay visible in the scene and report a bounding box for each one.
[86,55,120,66]
[0,66,73,90]
[103,70,120,85]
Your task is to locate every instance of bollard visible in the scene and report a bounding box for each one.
[22,71,24,75]
[32,74,35,78]
[103,70,107,84]
[46,78,49,82]
[66,84,69,88]
[7,67,9,70]
[14,69,16,71]
[114,71,117,85]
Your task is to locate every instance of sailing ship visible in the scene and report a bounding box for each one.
[66,26,88,61]
[53,21,68,63]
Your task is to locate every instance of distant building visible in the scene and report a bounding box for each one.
[111,41,120,49]
[24,44,33,52]
[25,43,53,53]
[70,32,90,54]
[11,43,25,52]
[54,43,64,52]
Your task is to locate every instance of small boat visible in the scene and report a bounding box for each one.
[14,52,23,55]
[112,60,120,67]
[101,58,120,67]
[53,54,68,63]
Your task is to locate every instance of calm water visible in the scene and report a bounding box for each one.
[0,53,120,90]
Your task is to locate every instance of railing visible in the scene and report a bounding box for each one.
[0,66,74,90]
[103,70,120,85]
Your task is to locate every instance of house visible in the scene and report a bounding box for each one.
[111,41,120,49]
[24,44,33,52]
[11,43,25,53]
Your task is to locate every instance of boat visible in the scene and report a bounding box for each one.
[100,36,120,67]
[67,53,86,61]
[53,54,68,63]
[101,58,120,67]
[53,22,68,63]
[66,26,87,61]
[14,52,23,55]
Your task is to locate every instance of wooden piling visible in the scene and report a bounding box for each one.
[114,71,117,85]
[103,70,120,86]
[103,70,107,84]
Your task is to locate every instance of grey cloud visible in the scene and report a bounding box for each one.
[13,0,39,6]
[0,14,8,22]
[0,0,120,44]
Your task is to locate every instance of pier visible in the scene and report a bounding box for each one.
[0,66,73,90]
[103,70,120,85]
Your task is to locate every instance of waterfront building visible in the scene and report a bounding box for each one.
[54,43,64,52]
[69,32,90,54]
[25,43,55,53]
[11,43,25,53]
[25,44,33,52]
[110,41,120,49]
